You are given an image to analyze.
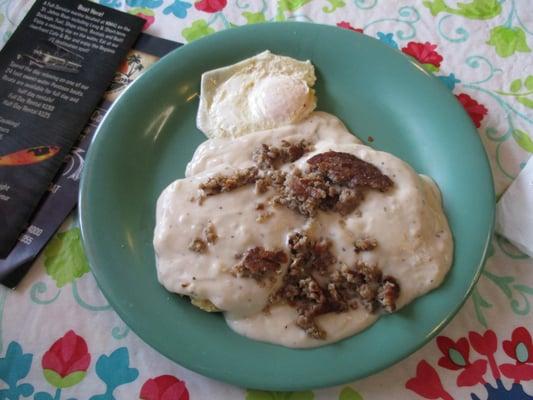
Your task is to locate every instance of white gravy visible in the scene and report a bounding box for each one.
[154,112,453,348]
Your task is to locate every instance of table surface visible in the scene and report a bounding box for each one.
[1,0,532,399]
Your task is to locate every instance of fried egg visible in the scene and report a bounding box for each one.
[197,51,316,139]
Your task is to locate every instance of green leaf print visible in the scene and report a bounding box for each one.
[525,76,533,91]
[323,0,345,13]
[182,19,215,42]
[44,228,89,288]
[517,97,533,109]
[487,26,531,58]
[423,0,501,19]
[43,369,86,388]
[496,76,533,108]
[422,63,439,74]
[242,11,266,24]
[510,79,522,93]
[471,287,492,328]
[288,393,314,400]
[278,0,312,12]
[339,386,363,400]
[246,390,314,400]
[275,4,286,21]
[512,129,533,153]
[483,269,533,315]
[128,7,154,17]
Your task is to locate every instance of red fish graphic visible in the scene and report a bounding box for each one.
[0,146,60,166]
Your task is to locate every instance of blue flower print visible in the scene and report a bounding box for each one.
[126,0,163,8]
[437,73,461,91]
[377,32,398,49]
[99,0,122,8]
[163,0,192,18]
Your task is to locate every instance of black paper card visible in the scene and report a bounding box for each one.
[0,0,144,257]
[0,34,182,288]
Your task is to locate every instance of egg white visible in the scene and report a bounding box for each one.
[197,51,317,139]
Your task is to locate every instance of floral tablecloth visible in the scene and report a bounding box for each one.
[1,0,532,399]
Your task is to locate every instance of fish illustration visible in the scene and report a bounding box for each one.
[0,146,60,166]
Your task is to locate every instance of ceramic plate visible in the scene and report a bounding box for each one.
[79,22,494,390]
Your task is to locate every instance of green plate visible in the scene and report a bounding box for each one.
[79,22,494,390]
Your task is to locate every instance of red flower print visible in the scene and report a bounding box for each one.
[41,330,91,388]
[336,21,363,33]
[437,335,487,387]
[457,360,487,387]
[140,375,190,400]
[469,330,501,379]
[437,336,470,370]
[406,360,453,400]
[500,327,533,381]
[455,93,488,128]
[503,327,533,362]
[401,42,443,68]
[194,0,227,13]
[470,330,497,356]
[137,13,155,30]
[129,9,155,31]
[408,327,533,398]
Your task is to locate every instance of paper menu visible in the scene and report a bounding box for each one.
[0,33,181,287]
[0,0,144,257]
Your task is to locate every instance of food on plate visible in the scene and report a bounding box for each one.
[197,51,316,139]
[153,53,453,348]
